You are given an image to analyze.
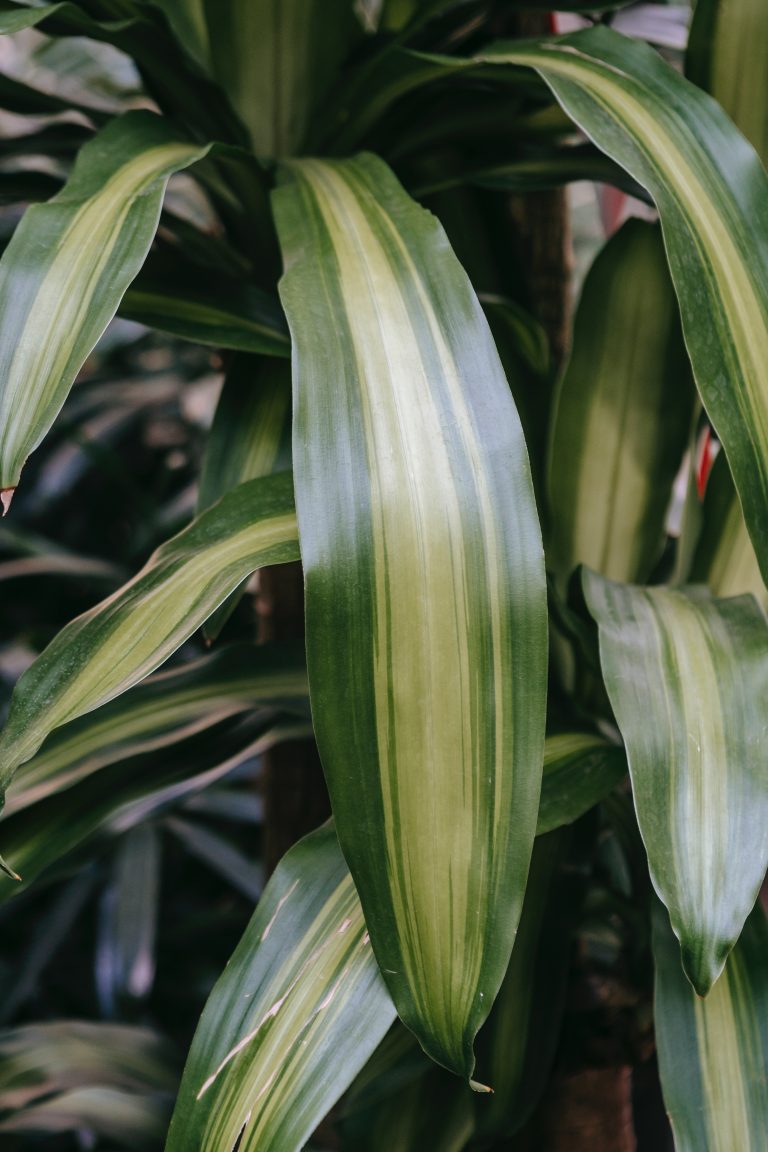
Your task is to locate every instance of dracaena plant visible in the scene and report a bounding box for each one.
[0,0,766,1149]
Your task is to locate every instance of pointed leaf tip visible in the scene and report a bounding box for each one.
[1,489,14,516]
[470,1079,493,1094]
[0,853,21,882]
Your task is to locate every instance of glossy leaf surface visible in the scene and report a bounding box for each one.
[547,218,693,586]
[275,154,547,1077]
[480,27,768,584]
[165,822,396,1152]
[584,570,768,993]
[0,474,298,806]
[0,111,209,492]
[653,898,768,1151]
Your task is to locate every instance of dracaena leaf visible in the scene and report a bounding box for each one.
[165,822,396,1152]
[479,27,768,588]
[274,154,547,1079]
[583,569,768,993]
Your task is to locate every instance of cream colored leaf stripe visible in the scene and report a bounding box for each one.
[165,823,396,1152]
[5,643,308,816]
[583,570,768,994]
[0,473,298,805]
[480,27,768,584]
[653,898,768,1152]
[274,154,547,1077]
[0,111,211,493]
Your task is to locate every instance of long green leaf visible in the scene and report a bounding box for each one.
[119,271,290,356]
[0,715,292,900]
[653,897,768,1151]
[547,218,693,586]
[687,0,768,167]
[274,154,547,1078]
[479,27,768,586]
[474,830,575,1141]
[583,569,768,994]
[5,642,308,816]
[199,355,293,641]
[689,453,767,607]
[165,822,396,1152]
[0,473,298,811]
[204,0,361,156]
[0,111,210,495]
[537,733,626,836]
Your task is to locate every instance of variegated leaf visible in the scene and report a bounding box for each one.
[653,897,768,1151]
[274,154,547,1078]
[0,474,298,816]
[5,643,307,817]
[583,569,768,993]
[687,0,768,167]
[547,217,693,586]
[165,822,396,1152]
[0,111,210,496]
[479,27,768,586]
[689,452,767,608]
[537,733,626,837]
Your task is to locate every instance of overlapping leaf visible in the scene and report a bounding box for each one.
[653,898,768,1150]
[165,822,396,1152]
[5,643,307,816]
[0,473,298,814]
[0,111,210,495]
[583,569,768,993]
[687,0,768,167]
[479,27,768,585]
[274,154,547,1077]
[547,218,693,586]
[537,733,626,836]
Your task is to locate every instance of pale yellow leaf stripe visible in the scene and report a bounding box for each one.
[299,160,505,1031]
[0,143,202,476]
[482,39,768,505]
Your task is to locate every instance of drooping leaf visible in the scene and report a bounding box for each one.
[0,111,210,494]
[97,824,161,1009]
[203,0,361,156]
[583,569,768,993]
[165,822,396,1152]
[0,71,111,122]
[687,0,768,167]
[653,897,768,1151]
[0,715,290,900]
[274,154,547,1078]
[5,642,307,817]
[689,453,767,608]
[479,27,768,586]
[547,218,693,586]
[537,733,626,837]
[199,355,293,641]
[0,473,298,805]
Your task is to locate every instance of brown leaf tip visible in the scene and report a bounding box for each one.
[0,853,21,882]
[0,488,14,516]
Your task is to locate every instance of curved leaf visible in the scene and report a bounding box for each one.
[479,27,768,586]
[687,0,768,167]
[274,154,547,1078]
[0,473,298,807]
[653,897,768,1151]
[5,642,307,816]
[547,218,693,586]
[165,822,396,1152]
[119,274,289,356]
[0,111,210,494]
[583,569,768,993]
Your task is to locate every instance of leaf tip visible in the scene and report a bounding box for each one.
[0,489,14,516]
[470,1079,493,1095]
[0,853,21,883]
